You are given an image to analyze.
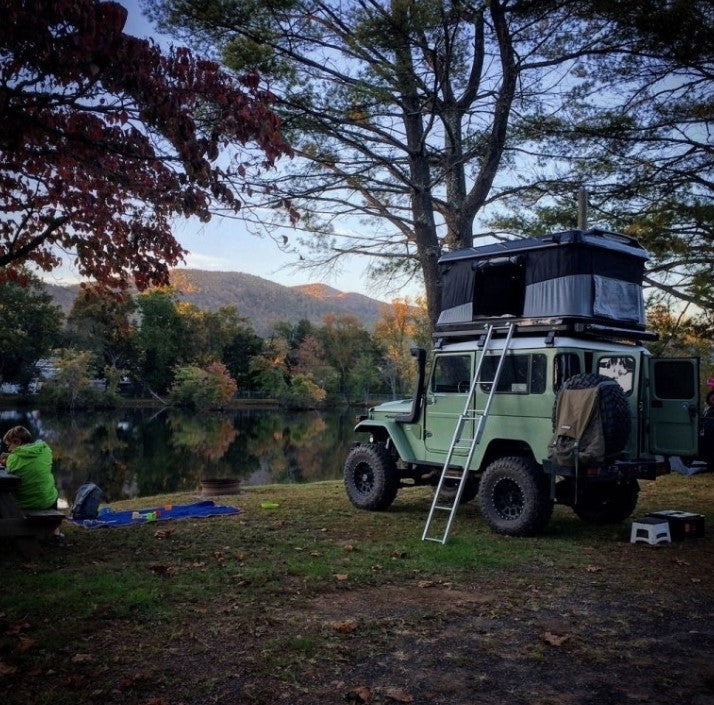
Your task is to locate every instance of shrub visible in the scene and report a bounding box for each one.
[170,362,237,410]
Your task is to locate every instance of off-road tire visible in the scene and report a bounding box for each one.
[570,479,640,524]
[344,443,399,511]
[554,373,631,457]
[478,456,553,536]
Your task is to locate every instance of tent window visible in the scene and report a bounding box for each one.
[472,258,525,317]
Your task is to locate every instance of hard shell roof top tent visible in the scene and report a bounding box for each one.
[435,228,653,342]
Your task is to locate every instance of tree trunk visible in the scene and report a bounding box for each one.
[393,1,442,330]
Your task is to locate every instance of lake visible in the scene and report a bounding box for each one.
[0,406,364,505]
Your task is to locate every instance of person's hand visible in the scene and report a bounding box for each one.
[0,452,8,465]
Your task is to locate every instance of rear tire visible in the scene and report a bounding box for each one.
[571,479,640,524]
[344,443,399,511]
[478,457,553,536]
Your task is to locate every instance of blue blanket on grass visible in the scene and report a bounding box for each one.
[69,500,240,528]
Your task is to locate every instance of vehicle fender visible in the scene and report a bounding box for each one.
[353,420,418,464]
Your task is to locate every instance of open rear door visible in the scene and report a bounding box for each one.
[648,358,699,455]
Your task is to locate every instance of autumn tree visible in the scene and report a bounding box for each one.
[1,0,291,290]
[317,313,375,402]
[40,348,96,410]
[146,0,711,324]
[170,361,238,410]
[373,299,419,398]
[65,285,137,373]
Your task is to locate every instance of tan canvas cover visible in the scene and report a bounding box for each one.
[550,387,606,466]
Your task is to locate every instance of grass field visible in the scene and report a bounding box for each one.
[1,473,713,704]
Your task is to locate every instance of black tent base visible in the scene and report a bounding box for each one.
[433,315,658,346]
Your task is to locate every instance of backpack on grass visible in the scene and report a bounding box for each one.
[71,483,103,520]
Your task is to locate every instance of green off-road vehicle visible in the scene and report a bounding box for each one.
[343,229,700,540]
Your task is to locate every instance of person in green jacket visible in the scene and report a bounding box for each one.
[1,426,59,511]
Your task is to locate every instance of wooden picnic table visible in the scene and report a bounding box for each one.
[0,470,65,555]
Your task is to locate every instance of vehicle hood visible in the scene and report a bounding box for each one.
[370,399,413,417]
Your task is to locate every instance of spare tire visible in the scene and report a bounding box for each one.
[553,373,631,457]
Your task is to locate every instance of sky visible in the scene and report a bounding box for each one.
[83,0,422,304]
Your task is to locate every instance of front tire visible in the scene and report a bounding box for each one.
[478,457,553,536]
[344,443,399,511]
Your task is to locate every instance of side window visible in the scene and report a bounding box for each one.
[480,354,547,394]
[652,360,695,399]
[554,353,581,392]
[598,355,635,394]
[432,355,471,393]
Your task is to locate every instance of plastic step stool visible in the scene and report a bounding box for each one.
[630,517,672,545]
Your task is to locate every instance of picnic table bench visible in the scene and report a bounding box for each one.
[0,470,65,555]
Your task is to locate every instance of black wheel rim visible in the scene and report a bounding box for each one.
[492,477,524,520]
[354,461,374,494]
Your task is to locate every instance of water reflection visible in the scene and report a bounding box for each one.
[0,407,356,503]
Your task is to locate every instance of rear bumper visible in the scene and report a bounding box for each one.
[543,458,666,481]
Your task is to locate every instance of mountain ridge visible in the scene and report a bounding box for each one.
[43,269,389,336]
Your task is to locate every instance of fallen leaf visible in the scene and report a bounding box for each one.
[343,544,357,552]
[332,619,358,633]
[673,557,690,566]
[17,637,35,653]
[0,662,17,676]
[65,674,85,689]
[542,631,570,647]
[310,551,321,557]
[334,573,349,581]
[71,653,93,663]
[153,529,174,539]
[418,580,435,588]
[346,685,372,703]
[5,619,30,636]
[586,565,602,573]
[384,687,414,702]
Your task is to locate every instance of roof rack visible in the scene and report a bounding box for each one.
[432,315,658,345]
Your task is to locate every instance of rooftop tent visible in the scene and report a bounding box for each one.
[436,229,648,330]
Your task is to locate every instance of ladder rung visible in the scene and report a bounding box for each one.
[434,504,453,511]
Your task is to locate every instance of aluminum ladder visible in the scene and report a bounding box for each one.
[422,322,516,544]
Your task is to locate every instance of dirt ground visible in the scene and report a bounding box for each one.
[125,543,714,705]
